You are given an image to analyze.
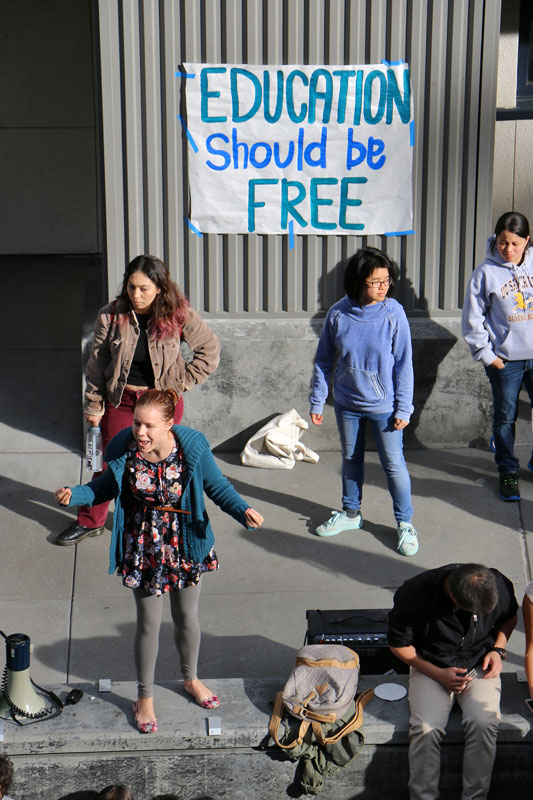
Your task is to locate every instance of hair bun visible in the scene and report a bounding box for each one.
[166,388,179,405]
[135,387,179,421]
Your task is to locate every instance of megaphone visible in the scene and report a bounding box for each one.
[0,632,51,720]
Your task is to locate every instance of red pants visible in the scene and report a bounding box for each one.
[77,389,184,528]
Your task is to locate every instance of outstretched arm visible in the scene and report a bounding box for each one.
[200,447,264,529]
[55,487,72,506]
[244,508,264,528]
[54,469,116,509]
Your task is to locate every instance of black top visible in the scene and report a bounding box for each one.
[127,313,156,386]
[387,564,518,670]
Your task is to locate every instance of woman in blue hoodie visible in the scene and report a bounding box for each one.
[462,211,533,502]
[309,247,417,556]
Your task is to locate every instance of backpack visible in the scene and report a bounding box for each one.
[267,644,374,795]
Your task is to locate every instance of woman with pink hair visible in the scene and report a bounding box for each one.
[56,255,220,546]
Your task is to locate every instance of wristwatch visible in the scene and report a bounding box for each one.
[492,647,507,660]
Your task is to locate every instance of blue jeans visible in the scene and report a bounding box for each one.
[485,360,533,473]
[334,404,414,523]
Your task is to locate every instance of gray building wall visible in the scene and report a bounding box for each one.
[493,0,533,225]
[0,1,511,450]
[96,0,502,448]
[98,0,501,315]
[0,0,99,254]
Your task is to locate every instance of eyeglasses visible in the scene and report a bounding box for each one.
[365,278,393,289]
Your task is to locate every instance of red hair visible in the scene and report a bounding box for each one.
[135,389,179,422]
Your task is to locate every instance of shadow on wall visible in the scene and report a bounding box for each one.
[311,253,457,448]
[0,255,105,452]
[211,251,458,454]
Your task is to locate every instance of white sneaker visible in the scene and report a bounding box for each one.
[397,522,419,556]
[315,510,363,537]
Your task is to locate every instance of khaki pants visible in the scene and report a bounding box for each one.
[408,668,501,800]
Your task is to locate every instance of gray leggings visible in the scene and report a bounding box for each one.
[133,580,202,698]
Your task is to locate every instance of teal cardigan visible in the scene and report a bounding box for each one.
[67,425,250,574]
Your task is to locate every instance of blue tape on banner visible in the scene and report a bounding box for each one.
[381,60,391,66]
[384,229,415,237]
[410,120,415,147]
[288,220,295,249]
[186,218,203,238]
[177,115,199,153]
[175,71,196,78]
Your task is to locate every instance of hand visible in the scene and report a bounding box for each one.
[490,357,506,370]
[438,666,473,693]
[481,650,502,679]
[244,508,264,528]
[86,414,103,427]
[310,413,323,426]
[394,418,409,431]
[55,487,72,506]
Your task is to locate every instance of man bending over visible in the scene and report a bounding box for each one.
[388,563,518,800]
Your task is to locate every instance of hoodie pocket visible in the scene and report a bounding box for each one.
[336,366,386,401]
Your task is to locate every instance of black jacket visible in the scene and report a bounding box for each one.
[387,564,518,670]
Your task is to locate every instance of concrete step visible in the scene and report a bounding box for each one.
[2,674,532,799]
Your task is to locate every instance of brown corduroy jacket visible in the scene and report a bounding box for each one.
[84,300,220,417]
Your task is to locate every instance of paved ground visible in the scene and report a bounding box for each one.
[1,412,532,689]
[1,259,533,797]
[1,258,531,690]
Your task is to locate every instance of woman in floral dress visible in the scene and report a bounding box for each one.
[55,389,263,733]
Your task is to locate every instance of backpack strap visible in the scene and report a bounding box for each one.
[310,688,374,746]
[288,692,337,724]
[268,688,374,750]
[268,691,311,750]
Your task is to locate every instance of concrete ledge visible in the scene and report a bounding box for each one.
[3,675,532,799]
[181,315,494,451]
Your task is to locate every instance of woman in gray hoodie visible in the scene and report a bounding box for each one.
[462,211,533,501]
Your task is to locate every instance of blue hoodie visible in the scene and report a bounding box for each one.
[462,236,533,366]
[310,296,414,420]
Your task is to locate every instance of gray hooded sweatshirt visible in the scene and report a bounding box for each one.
[462,236,533,366]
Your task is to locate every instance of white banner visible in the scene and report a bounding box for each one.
[183,63,414,237]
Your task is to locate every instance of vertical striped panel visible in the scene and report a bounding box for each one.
[475,0,501,268]
[142,1,165,256]
[403,0,428,309]
[98,0,126,292]
[161,0,183,280]
[440,0,469,309]
[122,3,145,262]
[97,0,502,313]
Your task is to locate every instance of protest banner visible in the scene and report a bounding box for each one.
[181,63,414,237]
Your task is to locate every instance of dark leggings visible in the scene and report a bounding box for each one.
[133,580,202,698]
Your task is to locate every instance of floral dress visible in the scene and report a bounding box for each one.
[120,439,218,595]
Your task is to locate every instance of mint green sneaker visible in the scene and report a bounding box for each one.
[315,510,363,537]
[397,522,419,556]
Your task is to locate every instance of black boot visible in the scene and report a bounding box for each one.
[56,521,105,546]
